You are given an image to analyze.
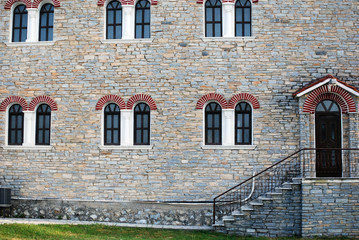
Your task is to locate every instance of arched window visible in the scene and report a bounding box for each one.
[235,102,252,145]
[106,0,122,39]
[205,0,222,37]
[12,5,28,42]
[134,103,150,145]
[39,3,54,41]
[104,103,121,145]
[36,104,51,145]
[235,0,251,37]
[205,102,222,145]
[8,104,24,145]
[135,0,150,38]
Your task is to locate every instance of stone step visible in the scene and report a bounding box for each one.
[213,221,224,227]
[232,210,244,216]
[258,196,272,201]
[241,205,254,211]
[249,201,264,206]
[222,215,235,222]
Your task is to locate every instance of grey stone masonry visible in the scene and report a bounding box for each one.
[215,180,302,237]
[302,178,359,238]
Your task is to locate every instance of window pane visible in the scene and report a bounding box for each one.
[244,114,250,127]
[38,116,44,128]
[207,114,213,127]
[115,11,122,24]
[41,14,47,26]
[244,129,250,143]
[206,8,212,21]
[143,130,149,144]
[38,130,43,143]
[237,114,243,127]
[113,130,119,144]
[136,10,143,22]
[17,130,22,143]
[17,116,23,128]
[108,27,114,39]
[40,28,46,41]
[44,130,50,144]
[45,115,50,128]
[14,14,21,27]
[115,26,121,38]
[214,114,220,128]
[143,114,149,127]
[49,12,54,26]
[244,8,250,21]
[13,29,20,42]
[144,9,150,23]
[238,129,242,143]
[236,9,242,21]
[214,23,221,36]
[106,130,112,143]
[207,130,213,144]
[106,115,112,127]
[11,116,16,128]
[136,25,142,38]
[10,130,16,144]
[136,115,142,128]
[144,25,150,38]
[331,103,339,112]
[48,28,53,41]
[21,29,27,42]
[136,130,142,144]
[214,130,220,143]
[23,15,28,27]
[206,24,213,37]
[113,114,119,128]
[108,11,114,24]
[214,8,221,21]
[244,24,251,36]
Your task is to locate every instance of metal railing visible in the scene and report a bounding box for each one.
[213,148,359,224]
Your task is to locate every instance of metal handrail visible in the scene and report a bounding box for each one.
[213,148,359,224]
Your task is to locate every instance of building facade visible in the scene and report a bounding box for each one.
[0,0,358,231]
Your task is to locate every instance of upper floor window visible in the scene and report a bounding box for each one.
[205,0,222,37]
[235,102,252,145]
[12,5,28,42]
[39,3,54,41]
[135,0,151,38]
[8,104,24,145]
[106,0,122,39]
[134,103,150,145]
[104,103,121,145]
[235,0,251,37]
[205,102,222,145]
[36,104,51,145]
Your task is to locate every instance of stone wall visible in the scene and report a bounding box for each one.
[9,198,212,226]
[0,0,358,203]
[302,178,359,238]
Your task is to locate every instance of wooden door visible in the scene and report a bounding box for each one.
[315,100,342,177]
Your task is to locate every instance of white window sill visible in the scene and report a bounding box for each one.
[1,145,53,150]
[201,36,255,42]
[4,41,56,47]
[201,145,257,150]
[101,38,154,44]
[99,145,153,150]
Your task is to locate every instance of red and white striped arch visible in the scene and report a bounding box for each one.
[28,96,58,111]
[196,93,228,109]
[303,85,356,114]
[0,96,28,112]
[228,93,260,109]
[95,95,126,110]
[5,0,60,9]
[97,0,157,6]
[196,0,258,4]
[127,94,157,110]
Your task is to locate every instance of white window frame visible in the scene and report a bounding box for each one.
[6,1,56,46]
[101,0,153,43]
[99,101,152,150]
[2,103,52,150]
[201,0,255,41]
[201,101,256,150]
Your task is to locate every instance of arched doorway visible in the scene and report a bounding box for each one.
[315,100,342,177]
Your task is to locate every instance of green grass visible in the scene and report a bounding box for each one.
[0,224,349,240]
[0,224,246,240]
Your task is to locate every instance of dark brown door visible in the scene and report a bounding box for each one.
[315,100,342,177]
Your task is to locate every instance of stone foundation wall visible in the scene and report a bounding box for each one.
[302,178,359,238]
[9,198,212,226]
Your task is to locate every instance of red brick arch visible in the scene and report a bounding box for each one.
[4,0,32,9]
[228,93,260,109]
[97,0,157,6]
[127,94,157,110]
[196,0,258,4]
[303,85,356,114]
[0,96,28,112]
[96,95,126,110]
[32,0,61,8]
[29,96,58,111]
[196,93,228,109]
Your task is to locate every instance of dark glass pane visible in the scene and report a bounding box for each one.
[316,103,325,112]
[108,11,114,24]
[244,24,251,36]
[214,114,220,128]
[238,129,242,142]
[136,130,141,144]
[48,28,53,41]
[106,115,112,127]
[113,130,119,143]
[331,103,339,112]
[244,8,250,21]
[237,114,243,127]
[207,114,213,127]
[136,26,142,38]
[206,24,213,37]
[10,131,16,144]
[244,114,250,127]
[144,26,150,38]
[113,114,119,127]
[48,12,54,26]
[40,29,46,41]
[244,129,250,143]
[143,114,149,127]
[143,130,149,144]
[17,116,23,128]
[38,130,43,143]
[45,115,50,128]
[136,10,143,22]
[214,8,221,21]
[207,131,213,144]
[144,9,150,23]
[240,0,246,5]
[21,29,27,42]
[215,24,221,36]
[214,130,220,143]
[116,11,122,24]
[236,9,242,21]
[38,115,44,128]
[136,115,142,128]
[108,27,114,39]
[323,100,331,110]
[41,14,47,26]
[23,15,28,27]
[115,26,121,38]
[11,116,16,128]
[106,130,112,143]
[14,14,21,27]
[44,130,50,144]
[13,29,20,42]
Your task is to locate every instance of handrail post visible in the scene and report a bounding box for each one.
[213,198,216,224]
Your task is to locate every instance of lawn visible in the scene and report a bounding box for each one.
[0,224,246,240]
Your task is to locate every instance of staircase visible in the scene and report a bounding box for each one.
[213,178,302,237]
